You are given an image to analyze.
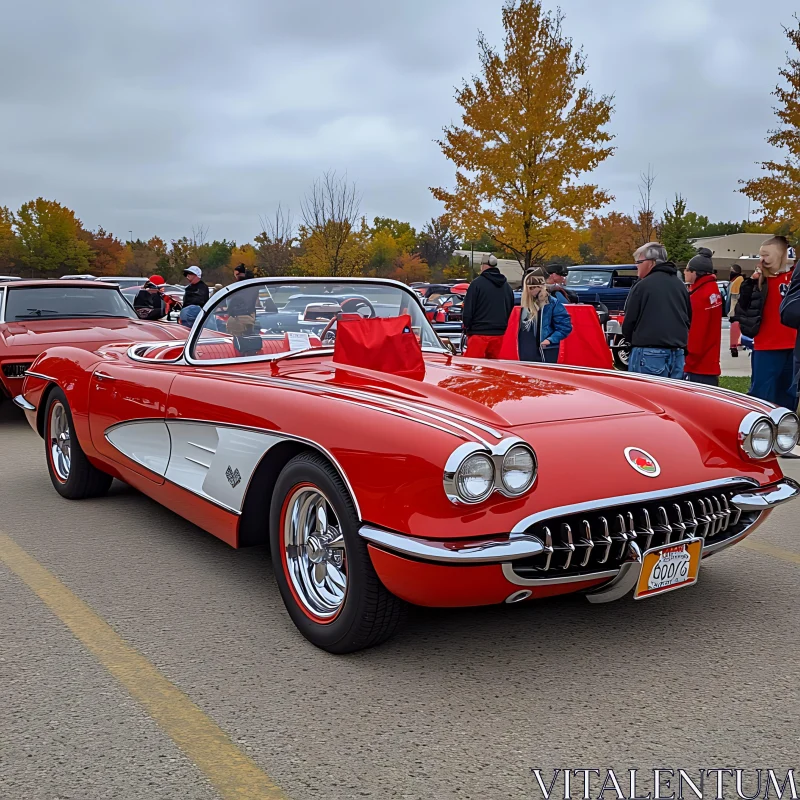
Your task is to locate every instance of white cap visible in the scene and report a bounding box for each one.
[184,265,202,278]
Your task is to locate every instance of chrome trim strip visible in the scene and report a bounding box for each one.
[210,370,501,442]
[183,455,211,468]
[730,478,800,511]
[501,563,620,587]
[359,525,545,564]
[509,477,760,534]
[188,441,216,454]
[12,394,36,411]
[203,371,472,443]
[24,371,56,382]
[104,417,363,521]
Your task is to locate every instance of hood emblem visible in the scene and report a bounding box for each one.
[625,447,660,478]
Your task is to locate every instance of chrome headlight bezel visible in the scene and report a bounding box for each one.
[770,408,800,455]
[444,439,537,504]
[739,411,776,460]
[499,443,537,496]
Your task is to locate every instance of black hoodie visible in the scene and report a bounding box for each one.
[462,267,515,336]
[622,262,692,349]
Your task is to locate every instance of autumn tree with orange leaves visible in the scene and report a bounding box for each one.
[741,16,800,243]
[432,0,615,271]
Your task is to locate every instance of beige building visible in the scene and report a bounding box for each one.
[453,250,524,288]
[690,233,773,276]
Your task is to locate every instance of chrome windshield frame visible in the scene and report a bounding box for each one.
[183,276,449,367]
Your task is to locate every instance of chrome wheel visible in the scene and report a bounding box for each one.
[283,486,347,619]
[49,401,72,481]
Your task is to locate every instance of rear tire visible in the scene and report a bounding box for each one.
[44,388,113,499]
[270,452,407,653]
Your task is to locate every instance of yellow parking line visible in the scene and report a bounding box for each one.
[740,538,800,567]
[0,532,287,800]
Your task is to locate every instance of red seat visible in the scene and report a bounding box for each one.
[193,334,321,361]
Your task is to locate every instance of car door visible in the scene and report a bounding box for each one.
[88,361,179,484]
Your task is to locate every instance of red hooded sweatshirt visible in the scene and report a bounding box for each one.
[686,274,722,375]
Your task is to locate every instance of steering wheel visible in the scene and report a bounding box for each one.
[339,296,376,317]
[319,297,377,344]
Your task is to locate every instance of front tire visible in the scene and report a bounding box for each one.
[44,388,112,499]
[270,452,407,653]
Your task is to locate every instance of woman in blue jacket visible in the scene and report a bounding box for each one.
[499,272,573,363]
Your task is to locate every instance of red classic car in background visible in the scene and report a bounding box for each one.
[0,280,188,404]
[15,277,800,653]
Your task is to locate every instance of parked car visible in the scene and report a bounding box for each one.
[16,277,800,653]
[0,280,188,404]
[605,313,632,370]
[0,276,21,283]
[95,276,155,290]
[60,274,97,280]
[566,266,639,312]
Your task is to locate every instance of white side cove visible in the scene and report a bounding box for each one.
[104,420,282,513]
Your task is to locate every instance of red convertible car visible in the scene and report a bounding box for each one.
[0,280,188,404]
[15,277,800,653]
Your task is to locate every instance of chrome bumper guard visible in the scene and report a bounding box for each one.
[13,394,36,412]
[730,477,800,511]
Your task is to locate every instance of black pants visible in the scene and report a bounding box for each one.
[685,373,719,386]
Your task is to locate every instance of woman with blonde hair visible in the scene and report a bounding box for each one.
[734,236,798,409]
[499,270,572,362]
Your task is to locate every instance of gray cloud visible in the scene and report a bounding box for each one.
[0,0,796,244]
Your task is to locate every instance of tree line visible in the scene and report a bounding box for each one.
[1,1,797,284]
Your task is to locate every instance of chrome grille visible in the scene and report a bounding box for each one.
[2,363,32,378]
[512,484,760,579]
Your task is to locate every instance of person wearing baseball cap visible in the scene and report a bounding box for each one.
[462,253,514,358]
[182,265,209,309]
[544,263,579,305]
[133,275,167,320]
[684,248,722,385]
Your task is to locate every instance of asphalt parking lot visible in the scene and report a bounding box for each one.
[1,400,799,800]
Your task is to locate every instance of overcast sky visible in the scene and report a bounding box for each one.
[0,0,796,244]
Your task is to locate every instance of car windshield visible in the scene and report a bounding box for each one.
[4,286,137,321]
[566,270,612,287]
[190,278,443,362]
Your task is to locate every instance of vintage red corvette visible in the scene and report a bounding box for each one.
[15,277,800,653]
[0,280,187,404]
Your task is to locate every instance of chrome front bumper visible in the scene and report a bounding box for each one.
[730,478,800,511]
[361,478,799,601]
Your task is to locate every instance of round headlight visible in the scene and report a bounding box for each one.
[501,445,536,494]
[750,419,775,458]
[456,454,495,502]
[775,412,800,455]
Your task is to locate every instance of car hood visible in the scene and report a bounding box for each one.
[0,318,186,352]
[282,355,663,427]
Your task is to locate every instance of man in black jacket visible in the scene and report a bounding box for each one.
[133,275,166,320]
[622,242,692,379]
[182,266,210,309]
[462,254,514,358]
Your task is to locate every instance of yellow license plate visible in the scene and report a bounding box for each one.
[634,538,703,600]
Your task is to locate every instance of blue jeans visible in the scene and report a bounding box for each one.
[750,349,799,410]
[629,347,685,379]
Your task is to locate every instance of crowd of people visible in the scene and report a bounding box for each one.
[460,236,800,424]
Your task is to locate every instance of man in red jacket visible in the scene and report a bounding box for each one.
[684,248,722,385]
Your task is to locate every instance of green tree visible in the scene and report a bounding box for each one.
[0,206,20,272]
[14,198,93,274]
[415,216,460,278]
[660,195,696,264]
